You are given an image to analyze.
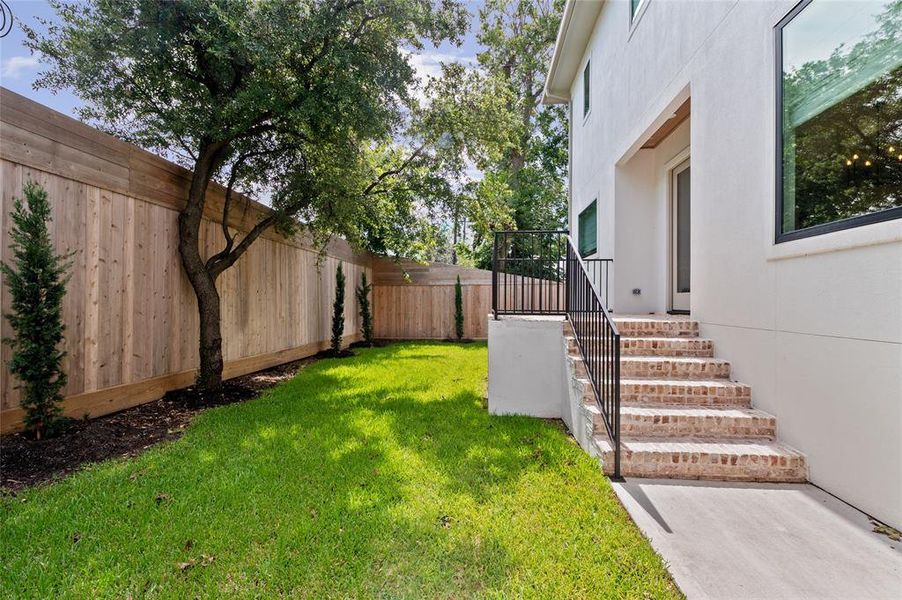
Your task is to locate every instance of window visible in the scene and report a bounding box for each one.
[583,61,590,117]
[631,0,646,21]
[578,200,597,257]
[776,0,902,242]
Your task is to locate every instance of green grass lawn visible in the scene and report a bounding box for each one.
[1,342,679,598]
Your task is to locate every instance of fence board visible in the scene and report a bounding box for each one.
[371,258,493,340]
[0,89,508,432]
[0,91,372,432]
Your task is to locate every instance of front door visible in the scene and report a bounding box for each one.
[671,159,690,312]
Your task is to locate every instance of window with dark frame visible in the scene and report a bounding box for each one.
[775,0,902,243]
[578,200,597,257]
[630,0,645,22]
[583,60,590,117]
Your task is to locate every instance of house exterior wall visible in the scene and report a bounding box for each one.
[565,0,902,528]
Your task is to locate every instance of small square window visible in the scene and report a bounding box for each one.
[578,200,597,257]
[583,61,590,117]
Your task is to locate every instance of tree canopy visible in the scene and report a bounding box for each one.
[23,0,568,387]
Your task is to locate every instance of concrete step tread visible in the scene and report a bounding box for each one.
[594,435,805,457]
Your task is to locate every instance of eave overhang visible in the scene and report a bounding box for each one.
[542,0,606,105]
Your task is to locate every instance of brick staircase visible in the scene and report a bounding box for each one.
[566,315,807,482]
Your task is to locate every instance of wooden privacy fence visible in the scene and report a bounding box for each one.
[0,89,504,433]
[0,88,371,432]
[372,258,493,340]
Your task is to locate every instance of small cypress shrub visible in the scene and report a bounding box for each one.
[330,262,346,354]
[1,181,71,439]
[454,274,464,341]
[356,271,374,346]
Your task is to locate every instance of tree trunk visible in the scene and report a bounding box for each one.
[178,145,226,391]
[191,266,224,391]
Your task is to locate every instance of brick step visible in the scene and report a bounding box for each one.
[612,316,699,338]
[567,335,714,357]
[569,351,731,380]
[620,336,714,357]
[619,356,731,379]
[621,378,751,406]
[620,405,776,439]
[593,436,807,482]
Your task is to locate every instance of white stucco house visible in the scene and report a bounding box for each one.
[488,0,901,532]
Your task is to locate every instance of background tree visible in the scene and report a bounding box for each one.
[470,0,569,268]
[412,0,568,268]
[331,263,346,355]
[454,274,464,341]
[356,272,374,346]
[26,0,468,390]
[1,181,71,439]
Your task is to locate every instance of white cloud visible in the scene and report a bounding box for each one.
[404,49,478,101]
[408,51,477,83]
[1,55,40,80]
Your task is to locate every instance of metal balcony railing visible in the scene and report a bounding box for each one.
[491,230,621,479]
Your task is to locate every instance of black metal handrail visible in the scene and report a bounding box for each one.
[491,230,613,315]
[584,258,613,311]
[564,236,622,480]
[491,230,621,480]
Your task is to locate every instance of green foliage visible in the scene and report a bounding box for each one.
[331,263,346,354]
[356,272,374,346]
[782,1,902,230]
[412,0,568,266]
[0,343,680,598]
[25,0,471,387]
[454,274,464,340]
[0,181,71,439]
[25,0,470,253]
[479,0,569,241]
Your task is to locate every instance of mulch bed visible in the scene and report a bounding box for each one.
[0,355,324,492]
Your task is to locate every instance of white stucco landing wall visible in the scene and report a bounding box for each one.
[487,315,567,418]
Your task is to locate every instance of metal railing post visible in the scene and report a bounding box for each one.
[612,330,623,481]
[492,232,499,319]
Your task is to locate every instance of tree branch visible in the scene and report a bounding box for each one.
[363,142,428,196]
[209,213,278,279]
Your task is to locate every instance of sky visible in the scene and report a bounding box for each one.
[0,0,487,119]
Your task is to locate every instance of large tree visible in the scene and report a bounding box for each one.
[474,0,568,252]
[25,0,468,390]
[419,0,567,268]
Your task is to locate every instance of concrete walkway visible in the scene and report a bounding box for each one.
[612,479,902,599]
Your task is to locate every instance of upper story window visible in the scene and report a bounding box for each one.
[578,200,597,257]
[631,0,646,22]
[583,60,591,117]
[776,0,902,242]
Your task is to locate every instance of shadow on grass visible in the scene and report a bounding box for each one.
[1,343,516,597]
[1,342,678,598]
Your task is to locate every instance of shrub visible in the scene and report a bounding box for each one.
[1,181,71,439]
[454,275,464,341]
[330,263,346,354]
[356,272,374,346]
